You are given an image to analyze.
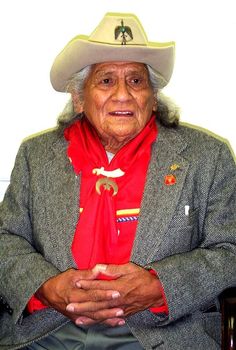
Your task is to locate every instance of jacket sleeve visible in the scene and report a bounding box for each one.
[0,142,60,324]
[148,142,236,323]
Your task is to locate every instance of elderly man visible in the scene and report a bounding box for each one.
[0,12,236,350]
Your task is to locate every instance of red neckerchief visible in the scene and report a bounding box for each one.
[27,116,167,314]
[64,115,157,269]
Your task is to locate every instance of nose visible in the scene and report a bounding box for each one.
[112,79,132,102]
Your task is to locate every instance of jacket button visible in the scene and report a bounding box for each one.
[7,307,13,315]
[5,304,13,315]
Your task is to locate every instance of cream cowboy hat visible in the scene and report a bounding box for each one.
[50,12,175,92]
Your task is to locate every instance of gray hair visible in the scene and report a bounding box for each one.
[57,64,179,131]
[65,65,92,100]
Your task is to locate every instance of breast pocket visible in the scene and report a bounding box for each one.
[163,207,200,253]
[187,208,200,248]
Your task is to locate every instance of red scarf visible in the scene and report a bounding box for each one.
[27,116,159,314]
[64,116,157,269]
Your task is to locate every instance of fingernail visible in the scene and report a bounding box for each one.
[76,319,83,325]
[76,282,81,288]
[118,320,125,326]
[66,305,74,312]
[112,291,120,299]
[93,264,107,273]
[116,310,124,317]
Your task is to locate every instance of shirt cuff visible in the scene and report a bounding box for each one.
[148,269,169,315]
[27,295,48,314]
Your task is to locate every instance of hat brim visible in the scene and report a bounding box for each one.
[50,36,175,92]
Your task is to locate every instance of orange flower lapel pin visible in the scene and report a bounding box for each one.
[164,164,181,186]
[164,174,176,186]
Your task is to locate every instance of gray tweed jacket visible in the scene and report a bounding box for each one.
[0,122,236,350]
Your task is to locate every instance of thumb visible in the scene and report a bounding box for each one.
[92,264,124,278]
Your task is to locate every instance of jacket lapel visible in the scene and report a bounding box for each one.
[131,125,190,265]
[42,137,79,270]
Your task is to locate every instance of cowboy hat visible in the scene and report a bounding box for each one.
[50,12,175,92]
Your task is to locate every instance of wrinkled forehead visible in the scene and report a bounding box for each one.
[90,61,148,75]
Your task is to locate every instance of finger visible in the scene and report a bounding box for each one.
[66,298,122,314]
[78,279,119,291]
[72,268,100,285]
[92,264,108,275]
[75,316,125,327]
[103,318,126,327]
[75,316,98,326]
[93,262,139,278]
[92,264,124,278]
[68,288,121,305]
[74,308,124,325]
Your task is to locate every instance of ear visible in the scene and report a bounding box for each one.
[152,97,158,112]
[72,93,84,114]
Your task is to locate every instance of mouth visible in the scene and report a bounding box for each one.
[109,111,134,117]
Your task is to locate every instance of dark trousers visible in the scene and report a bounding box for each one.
[23,321,144,349]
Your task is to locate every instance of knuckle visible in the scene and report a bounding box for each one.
[88,311,98,320]
[90,290,99,301]
[90,289,104,302]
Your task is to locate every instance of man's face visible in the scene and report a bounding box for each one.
[74,61,157,152]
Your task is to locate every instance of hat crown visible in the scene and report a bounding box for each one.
[89,13,148,46]
[50,12,175,92]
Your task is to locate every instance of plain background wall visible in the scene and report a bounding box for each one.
[0,0,235,200]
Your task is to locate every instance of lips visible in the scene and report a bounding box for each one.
[109,111,134,116]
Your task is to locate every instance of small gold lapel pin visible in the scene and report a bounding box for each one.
[170,164,181,171]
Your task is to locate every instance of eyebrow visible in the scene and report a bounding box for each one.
[93,69,148,76]
[94,70,114,76]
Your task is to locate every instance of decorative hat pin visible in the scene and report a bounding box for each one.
[115,19,133,45]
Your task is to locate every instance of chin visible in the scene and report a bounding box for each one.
[111,131,139,145]
[111,124,138,134]
[109,121,139,135]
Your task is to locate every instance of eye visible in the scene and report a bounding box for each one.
[95,76,114,89]
[95,77,116,88]
[98,77,115,86]
[102,78,111,84]
[128,75,149,89]
[131,78,141,84]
